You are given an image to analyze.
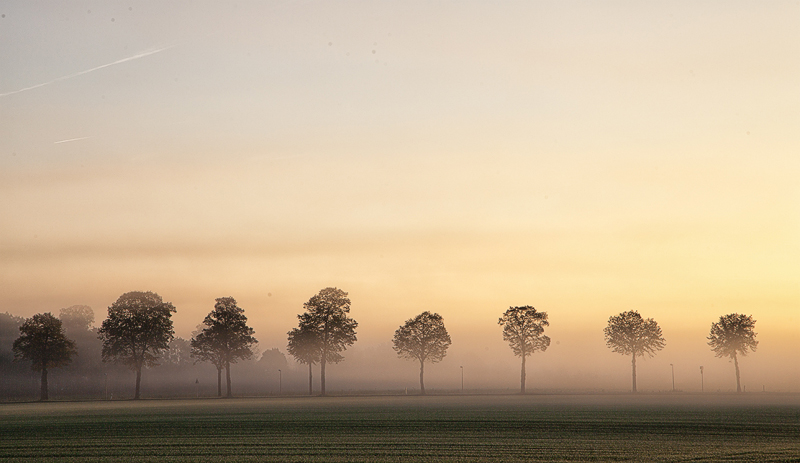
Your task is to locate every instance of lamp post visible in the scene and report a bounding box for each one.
[460,366,463,392]
[278,369,282,395]
[700,366,704,392]
[670,364,675,392]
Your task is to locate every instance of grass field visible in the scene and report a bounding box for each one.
[1,394,799,462]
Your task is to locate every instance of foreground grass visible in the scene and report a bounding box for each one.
[1,394,799,462]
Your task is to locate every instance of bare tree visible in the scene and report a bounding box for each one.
[297,287,358,395]
[191,297,257,398]
[13,313,76,401]
[98,291,176,399]
[287,325,322,395]
[392,311,451,395]
[498,306,550,394]
[604,310,665,393]
[708,313,758,393]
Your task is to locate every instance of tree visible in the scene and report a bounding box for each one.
[707,313,758,393]
[298,287,358,395]
[603,310,665,393]
[190,297,257,398]
[498,306,550,394]
[287,324,322,395]
[190,326,226,397]
[98,291,176,399]
[12,313,76,401]
[392,311,451,395]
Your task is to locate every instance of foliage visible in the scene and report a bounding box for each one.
[258,348,288,371]
[297,287,358,395]
[498,306,550,358]
[13,313,76,372]
[707,313,758,359]
[708,313,758,393]
[191,297,257,367]
[97,291,176,399]
[191,297,257,397]
[393,311,451,364]
[98,291,176,368]
[286,324,322,366]
[603,311,665,358]
[58,305,94,331]
[0,312,24,364]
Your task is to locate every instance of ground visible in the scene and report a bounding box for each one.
[1,394,798,462]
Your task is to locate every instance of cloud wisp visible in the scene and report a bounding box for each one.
[54,136,92,144]
[0,46,176,98]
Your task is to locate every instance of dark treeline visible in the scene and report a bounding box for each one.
[1,287,760,401]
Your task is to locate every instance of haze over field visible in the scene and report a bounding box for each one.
[1,2,798,394]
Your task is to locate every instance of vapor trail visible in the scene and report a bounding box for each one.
[54,136,91,144]
[0,46,175,98]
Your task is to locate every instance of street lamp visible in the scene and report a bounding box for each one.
[278,369,282,395]
[460,366,463,392]
[670,364,675,392]
[700,366,704,392]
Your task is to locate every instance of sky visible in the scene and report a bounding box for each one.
[1,1,798,392]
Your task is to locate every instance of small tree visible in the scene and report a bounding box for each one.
[13,313,76,401]
[604,310,665,393]
[707,313,758,393]
[498,306,550,394]
[392,311,451,395]
[98,291,176,399]
[287,324,322,395]
[191,297,257,398]
[298,287,358,395]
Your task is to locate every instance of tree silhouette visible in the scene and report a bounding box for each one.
[498,306,550,394]
[13,313,76,401]
[298,287,358,395]
[392,311,451,395]
[604,310,665,393]
[191,297,257,398]
[707,313,758,393]
[98,291,176,399]
[287,325,322,395]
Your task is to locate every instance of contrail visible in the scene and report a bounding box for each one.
[0,45,175,98]
[54,136,91,144]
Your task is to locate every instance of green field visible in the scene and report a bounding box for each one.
[1,394,798,462]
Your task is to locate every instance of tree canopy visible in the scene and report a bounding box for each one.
[392,311,451,395]
[708,313,758,393]
[498,306,550,393]
[190,297,257,397]
[287,324,322,395]
[13,313,76,400]
[603,310,665,393]
[98,291,176,399]
[298,287,358,395]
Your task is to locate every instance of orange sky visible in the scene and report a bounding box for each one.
[1,1,798,391]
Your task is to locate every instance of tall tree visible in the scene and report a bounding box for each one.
[707,313,758,393]
[498,306,550,394]
[13,313,76,401]
[287,324,322,395]
[604,310,665,393]
[392,311,451,395]
[98,291,176,399]
[191,297,257,398]
[298,287,358,395]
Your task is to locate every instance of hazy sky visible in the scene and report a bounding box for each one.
[1,1,798,391]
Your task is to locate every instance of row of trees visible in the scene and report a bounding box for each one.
[8,287,759,400]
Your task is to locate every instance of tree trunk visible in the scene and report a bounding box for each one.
[419,359,425,395]
[320,356,327,396]
[134,367,142,400]
[308,363,313,396]
[225,361,232,398]
[520,354,527,394]
[733,353,741,393]
[631,353,637,393]
[40,367,48,401]
[217,367,222,397]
